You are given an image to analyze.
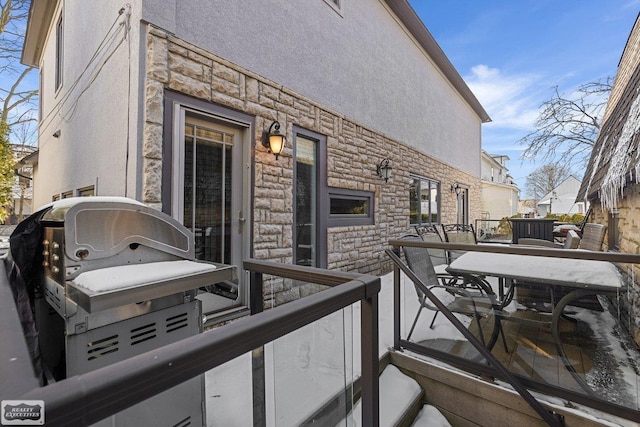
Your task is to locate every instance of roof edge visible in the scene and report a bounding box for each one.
[21,0,58,67]
[383,0,491,123]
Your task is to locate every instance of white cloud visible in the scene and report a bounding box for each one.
[464,64,542,129]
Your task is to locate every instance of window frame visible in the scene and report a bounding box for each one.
[77,186,95,197]
[409,175,441,226]
[327,187,374,227]
[293,126,328,269]
[55,12,64,91]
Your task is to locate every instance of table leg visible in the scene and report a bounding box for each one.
[551,289,600,397]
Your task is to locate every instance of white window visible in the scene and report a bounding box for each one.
[55,13,63,91]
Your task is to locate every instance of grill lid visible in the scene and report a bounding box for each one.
[42,197,193,262]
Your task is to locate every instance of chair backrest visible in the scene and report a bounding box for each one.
[563,230,581,249]
[400,236,440,294]
[578,223,606,251]
[414,224,442,239]
[441,223,477,244]
[441,224,477,262]
[413,225,447,266]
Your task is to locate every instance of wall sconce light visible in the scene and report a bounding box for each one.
[376,159,392,182]
[261,121,285,160]
[53,129,61,138]
[450,183,462,195]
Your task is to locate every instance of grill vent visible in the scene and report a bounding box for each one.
[130,323,157,345]
[87,334,119,361]
[166,312,189,333]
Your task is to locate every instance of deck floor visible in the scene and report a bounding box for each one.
[415,298,640,406]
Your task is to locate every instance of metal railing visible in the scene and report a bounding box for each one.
[387,238,640,423]
[474,218,512,243]
[1,259,381,427]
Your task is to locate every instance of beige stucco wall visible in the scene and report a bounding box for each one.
[144,27,480,282]
[480,182,518,220]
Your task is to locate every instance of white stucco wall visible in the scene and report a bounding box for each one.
[32,0,484,206]
[141,0,483,176]
[33,1,144,207]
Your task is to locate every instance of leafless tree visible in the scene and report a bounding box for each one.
[519,78,612,167]
[0,0,38,131]
[0,0,37,221]
[11,121,35,220]
[525,163,571,201]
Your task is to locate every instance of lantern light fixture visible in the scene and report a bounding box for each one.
[376,159,392,182]
[451,183,462,195]
[261,121,285,160]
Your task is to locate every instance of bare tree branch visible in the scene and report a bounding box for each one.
[0,0,37,217]
[519,78,612,167]
[525,164,571,201]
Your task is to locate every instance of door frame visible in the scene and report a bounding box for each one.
[162,90,255,309]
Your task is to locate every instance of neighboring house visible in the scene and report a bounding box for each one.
[22,0,489,312]
[7,144,36,224]
[517,199,537,218]
[577,13,640,345]
[480,150,519,219]
[536,175,585,217]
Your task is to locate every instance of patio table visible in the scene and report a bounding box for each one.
[446,251,624,395]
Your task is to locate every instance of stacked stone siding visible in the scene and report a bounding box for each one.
[143,26,481,286]
[592,187,640,345]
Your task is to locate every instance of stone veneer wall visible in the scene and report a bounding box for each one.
[591,186,640,345]
[143,26,481,303]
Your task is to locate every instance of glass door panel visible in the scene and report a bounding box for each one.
[178,110,245,312]
[295,136,317,267]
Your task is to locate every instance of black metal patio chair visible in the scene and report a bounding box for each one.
[440,223,478,264]
[389,237,505,351]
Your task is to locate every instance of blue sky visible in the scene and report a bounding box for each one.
[409,1,640,193]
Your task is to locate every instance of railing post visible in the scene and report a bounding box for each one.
[393,260,401,350]
[250,271,266,427]
[360,282,379,427]
[250,271,264,315]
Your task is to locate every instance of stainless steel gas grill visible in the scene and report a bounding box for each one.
[31,197,236,426]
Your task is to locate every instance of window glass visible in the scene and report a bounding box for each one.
[183,114,233,264]
[430,181,439,223]
[295,136,317,267]
[330,197,367,215]
[328,188,374,227]
[55,13,63,91]
[78,186,94,197]
[409,175,440,225]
